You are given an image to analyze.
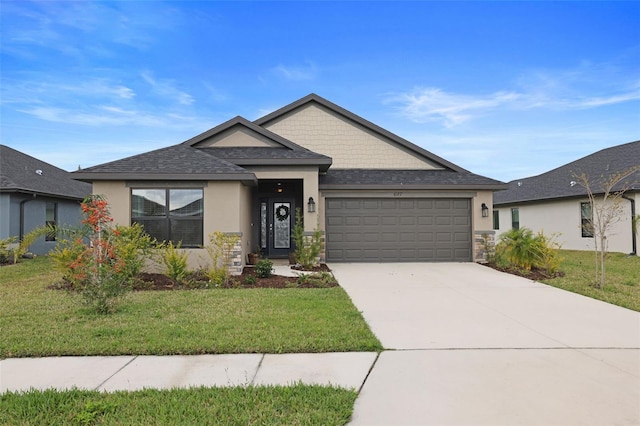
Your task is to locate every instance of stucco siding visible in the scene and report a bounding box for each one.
[0,194,10,239]
[264,104,440,170]
[495,198,635,255]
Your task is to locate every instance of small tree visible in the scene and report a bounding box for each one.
[292,208,322,269]
[206,231,240,286]
[574,165,640,288]
[50,196,154,313]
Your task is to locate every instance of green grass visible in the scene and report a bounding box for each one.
[0,256,382,358]
[0,385,357,425]
[540,250,640,311]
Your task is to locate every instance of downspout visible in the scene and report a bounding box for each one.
[622,195,636,255]
[19,193,37,240]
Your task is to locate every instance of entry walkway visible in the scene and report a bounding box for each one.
[332,262,640,426]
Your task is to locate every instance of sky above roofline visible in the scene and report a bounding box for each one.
[1,1,638,182]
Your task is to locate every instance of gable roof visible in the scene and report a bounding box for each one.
[0,145,92,200]
[254,93,469,173]
[494,140,640,206]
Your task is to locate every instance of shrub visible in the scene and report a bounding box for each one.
[495,227,562,275]
[206,232,240,286]
[111,223,154,278]
[0,236,17,264]
[158,241,189,283]
[292,208,322,269]
[255,259,273,278]
[296,271,336,288]
[244,275,257,285]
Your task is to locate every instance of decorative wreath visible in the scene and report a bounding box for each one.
[275,205,290,222]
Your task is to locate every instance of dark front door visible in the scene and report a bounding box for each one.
[260,198,294,257]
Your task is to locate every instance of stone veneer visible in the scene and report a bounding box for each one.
[474,230,495,263]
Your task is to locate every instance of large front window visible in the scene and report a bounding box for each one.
[131,188,203,247]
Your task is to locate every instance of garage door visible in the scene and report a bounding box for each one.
[325,198,471,262]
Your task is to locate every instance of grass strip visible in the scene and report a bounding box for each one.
[0,385,357,425]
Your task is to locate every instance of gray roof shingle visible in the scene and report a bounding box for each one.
[73,144,256,183]
[0,145,92,199]
[494,140,640,205]
[320,169,506,190]
[200,147,332,171]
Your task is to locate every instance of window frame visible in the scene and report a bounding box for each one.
[511,208,519,230]
[492,210,500,230]
[131,188,204,248]
[45,202,57,242]
[580,201,594,238]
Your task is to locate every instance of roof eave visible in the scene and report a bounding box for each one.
[226,158,332,172]
[319,183,509,191]
[72,172,258,185]
[0,188,87,201]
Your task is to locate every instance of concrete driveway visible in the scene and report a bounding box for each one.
[331,263,640,426]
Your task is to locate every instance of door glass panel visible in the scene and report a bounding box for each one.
[261,202,267,249]
[273,202,291,249]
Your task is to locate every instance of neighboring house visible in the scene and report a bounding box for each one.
[493,140,640,256]
[73,94,506,271]
[0,145,92,255]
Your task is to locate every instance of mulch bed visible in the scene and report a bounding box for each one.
[483,263,564,281]
[48,264,337,291]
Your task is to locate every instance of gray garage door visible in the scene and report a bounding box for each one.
[325,198,472,262]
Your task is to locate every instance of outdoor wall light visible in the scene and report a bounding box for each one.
[481,203,489,218]
[308,197,316,213]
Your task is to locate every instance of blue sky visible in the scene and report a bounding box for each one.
[1,1,638,182]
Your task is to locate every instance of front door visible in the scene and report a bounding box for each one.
[260,198,294,257]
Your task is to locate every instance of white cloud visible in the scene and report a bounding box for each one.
[388,61,640,127]
[141,71,195,105]
[271,62,318,81]
[386,88,521,127]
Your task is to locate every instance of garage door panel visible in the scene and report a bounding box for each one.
[325,198,471,262]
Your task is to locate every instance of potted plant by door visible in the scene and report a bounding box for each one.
[247,246,261,265]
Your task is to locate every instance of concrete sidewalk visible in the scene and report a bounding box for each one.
[0,352,378,393]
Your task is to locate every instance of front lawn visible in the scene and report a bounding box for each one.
[540,250,640,311]
[0,385,357,425]
[0,256,382,358]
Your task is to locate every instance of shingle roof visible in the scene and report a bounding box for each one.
[0,145,92,199]
[494,140,640,206]
[320,169,506,190]
[200,147,332,171]
[73,144,256,184]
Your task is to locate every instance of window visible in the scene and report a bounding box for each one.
[493,210,500,230]
[131,189,203,247]
[511,208,519,230]
[581,202,594,238]
[45,202,57,241]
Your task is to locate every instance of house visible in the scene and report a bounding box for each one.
[493,140,640,256]
[0,145,92,255]
[73,94,506,271]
